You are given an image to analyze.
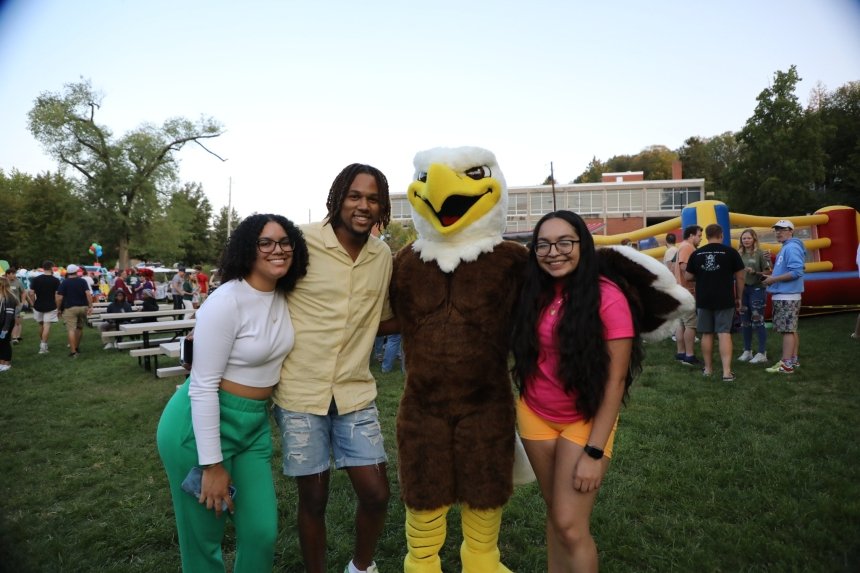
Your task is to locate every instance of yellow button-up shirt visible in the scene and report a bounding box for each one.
[273,220,394,415]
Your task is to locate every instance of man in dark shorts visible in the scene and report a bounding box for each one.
[685,224,745,381]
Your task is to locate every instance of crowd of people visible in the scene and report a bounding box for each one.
[666,217,812,379]
[0,263,211,369]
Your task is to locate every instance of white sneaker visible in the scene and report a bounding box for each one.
[39,343,49,354]
[103,342,116,350]
[749,352,768,364]
[0,365,10,372]
[738,350,752,362]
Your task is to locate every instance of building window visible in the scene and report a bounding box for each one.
[391,196,411,220]
[566,190,603,214]
[661,187,702,210]
[508,194,528,216]
[529,192,554,215]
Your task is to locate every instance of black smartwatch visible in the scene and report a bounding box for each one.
[583,444,604,460]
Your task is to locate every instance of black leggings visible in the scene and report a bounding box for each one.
[0,335,11,361]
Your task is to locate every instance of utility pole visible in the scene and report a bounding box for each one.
[226,177,233,238]
[550,161,557,211]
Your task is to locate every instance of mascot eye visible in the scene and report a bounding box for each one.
[417,171,427,183]
[464,165,491,180]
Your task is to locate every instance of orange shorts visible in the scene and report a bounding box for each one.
[516,397,618,458]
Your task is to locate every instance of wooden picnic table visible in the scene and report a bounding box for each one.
[120,319,196,371]
[93,300,143,308]
[97,308,195,322]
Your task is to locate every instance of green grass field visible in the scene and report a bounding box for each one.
[1,313,858,572]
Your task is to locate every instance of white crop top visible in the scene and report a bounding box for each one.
[189,279,295,464]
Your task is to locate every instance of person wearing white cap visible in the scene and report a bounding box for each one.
[55,264,93,357]
[762,220,805,374]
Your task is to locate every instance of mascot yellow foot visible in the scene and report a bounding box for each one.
[404,506,449,573]
[460,506,512,573]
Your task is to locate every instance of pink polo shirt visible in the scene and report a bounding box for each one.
[524,277,634,423]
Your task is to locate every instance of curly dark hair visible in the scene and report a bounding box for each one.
[325,163,391,230]
[510,210,643,420]
[218,213,309,294]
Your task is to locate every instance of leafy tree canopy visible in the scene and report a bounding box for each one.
[27,78,224,267]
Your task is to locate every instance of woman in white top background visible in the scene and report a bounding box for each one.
[157,213,309,572]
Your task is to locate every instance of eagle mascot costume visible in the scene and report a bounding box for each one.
[391,146,694,573]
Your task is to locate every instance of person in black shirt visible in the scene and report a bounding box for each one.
[685,224,745,381]
[100,290,134,349]
[29,261,62,354]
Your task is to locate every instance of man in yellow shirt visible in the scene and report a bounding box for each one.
[273,163,397,573]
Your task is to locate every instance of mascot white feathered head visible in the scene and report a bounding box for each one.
[408,146,508,272]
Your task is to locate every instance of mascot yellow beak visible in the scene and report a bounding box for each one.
[408,162,502,236]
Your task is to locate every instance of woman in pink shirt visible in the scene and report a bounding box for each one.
[511,210,643,572]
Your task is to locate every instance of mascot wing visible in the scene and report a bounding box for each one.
[597,246,695,342]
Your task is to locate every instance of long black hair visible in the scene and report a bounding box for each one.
[219,213,309,294]
[325,163,391,229]
[510,210,642,420]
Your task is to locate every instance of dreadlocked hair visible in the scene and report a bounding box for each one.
[510,210,642,421]
[325,163,391,229]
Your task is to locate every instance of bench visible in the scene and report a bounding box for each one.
[157,366,189,379]
[159,341,181,357]
[115,337,175,350]
[129,347,167,358]
[119,319,196,372]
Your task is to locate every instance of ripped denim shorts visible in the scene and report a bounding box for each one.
[273,400,387,477]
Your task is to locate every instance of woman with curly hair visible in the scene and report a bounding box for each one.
[511,210,642,573]
[737,228,771,364]
[157,213,309,572]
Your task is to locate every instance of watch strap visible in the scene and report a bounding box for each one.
[583,444,604,460]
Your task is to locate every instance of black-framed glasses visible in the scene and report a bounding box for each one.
[256,238,294,253]
[534,239,580,257]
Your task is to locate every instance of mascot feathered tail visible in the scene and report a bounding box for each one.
[391,146,693,573]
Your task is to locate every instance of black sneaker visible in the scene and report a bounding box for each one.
[68,352,79,358]
[674,352,686,362]
[680,355,701,366]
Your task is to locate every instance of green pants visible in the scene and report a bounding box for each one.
[156,380,277,572]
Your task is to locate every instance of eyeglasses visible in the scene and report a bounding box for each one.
[256,238,294,253]
[534,239,580,257]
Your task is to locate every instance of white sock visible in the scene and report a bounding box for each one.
[348,561,375,573]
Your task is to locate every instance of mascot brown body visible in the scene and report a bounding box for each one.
[392,147,524,573]
[392,146,694,573]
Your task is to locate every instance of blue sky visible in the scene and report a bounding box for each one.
[1,0,859,225]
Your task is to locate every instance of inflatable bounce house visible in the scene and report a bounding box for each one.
[596,201,860,317]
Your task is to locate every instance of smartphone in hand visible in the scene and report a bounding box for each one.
[180,466,236,511]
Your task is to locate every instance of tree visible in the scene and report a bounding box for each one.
[381,221,417,254]
[726,66,826,215]
[211,206,242,264]
[0,169,89,268]
[574,156,607,183]
[813,81,860,209]
[27,78,224,268]
[165,182,214,265]
[630,145,677,180]
[677,132,740,200]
